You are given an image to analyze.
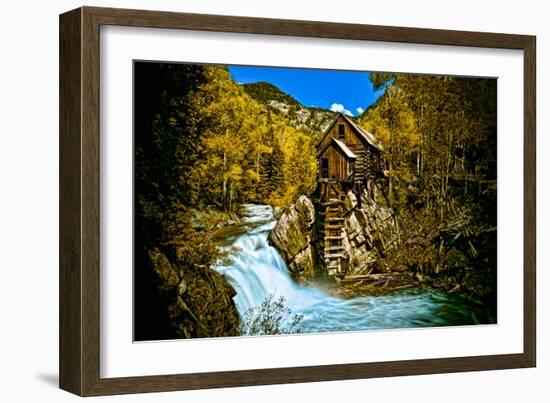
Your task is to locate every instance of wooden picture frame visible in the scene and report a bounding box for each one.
[59,6,536,396]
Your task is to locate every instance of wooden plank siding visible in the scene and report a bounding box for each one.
[318,142,355,183]
[317,114,384,185]
[318,115,363,152]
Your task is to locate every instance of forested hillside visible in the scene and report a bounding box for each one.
[134,63,325,339]
[188,68,322,209]
[359,73,497,298]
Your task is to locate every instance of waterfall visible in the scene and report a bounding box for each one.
[214,204,486,334]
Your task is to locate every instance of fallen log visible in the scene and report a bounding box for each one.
[340,272,410,285]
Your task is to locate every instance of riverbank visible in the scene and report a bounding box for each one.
[190,207,241,231]
[268,190,496,307]
[134,204,243,341]
[213,204,495,336]
[313,271,495,324]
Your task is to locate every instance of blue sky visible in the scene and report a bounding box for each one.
[229,66,386,116]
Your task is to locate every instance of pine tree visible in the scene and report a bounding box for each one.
[270,140,285,196]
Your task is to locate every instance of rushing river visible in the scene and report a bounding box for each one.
[214,204,492,334]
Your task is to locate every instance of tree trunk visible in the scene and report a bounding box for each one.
[388,159,393,201]
[222,151,227,210]
[445,130,453,199]
[228,178,233,212]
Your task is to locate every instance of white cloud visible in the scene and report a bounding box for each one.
[329,103,345,112]
[330,103,353,116]
[356,107,364,114]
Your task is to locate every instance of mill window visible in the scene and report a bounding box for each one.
[321,158,329,178]
[338,124,345,139]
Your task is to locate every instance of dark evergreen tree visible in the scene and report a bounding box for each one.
[270,140,285,196]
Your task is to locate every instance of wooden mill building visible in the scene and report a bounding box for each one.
[315,113,384,278]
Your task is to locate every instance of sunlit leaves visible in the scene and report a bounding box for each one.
[188,65,318,210]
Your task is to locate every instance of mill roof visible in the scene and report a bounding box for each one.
[318,137,357,160]
[317,113,383,151]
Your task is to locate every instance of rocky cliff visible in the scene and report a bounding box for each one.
[339,189,398,276]
[268,189,398,281]
[267,195,319,279]
[147,248,240,339]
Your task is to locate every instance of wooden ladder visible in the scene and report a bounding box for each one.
[320,186,347,277]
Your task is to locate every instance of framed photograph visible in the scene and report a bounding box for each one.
[59,6,536,396]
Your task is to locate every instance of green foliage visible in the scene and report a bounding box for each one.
[379,200,496,297]
[164,205,231,269]
[134,63,320,275]
[134,62,321,338]
[243,81,301,107]
[134,63,242,340]
[369,72,395,90]
[360,74,496,211]
[243,80,335,138]
[360,74,497,298]
[361,85,420,208]
[188,66,318,210]
[240,295,304,336]
[134,63,212,257]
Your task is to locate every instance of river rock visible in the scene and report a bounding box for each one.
[289,246,316,279]
[342,189,398,275]
[272,206,284,220]
[148,248,180,290]
[148,248,240,338]
[343,189,358,213]
[268,195,317,280]
[269,188,398,281]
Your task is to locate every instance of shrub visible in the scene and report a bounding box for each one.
[240,295,304,336]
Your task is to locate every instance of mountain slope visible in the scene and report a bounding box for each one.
[242,82,335,140]
[242,81,301,107]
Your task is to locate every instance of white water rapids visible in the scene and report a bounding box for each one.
[214,204,487,334]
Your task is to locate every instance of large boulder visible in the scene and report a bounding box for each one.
[269,189,398,280]
[148,248,240,339]
[268,195,318,279]
[342,189,398,275]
